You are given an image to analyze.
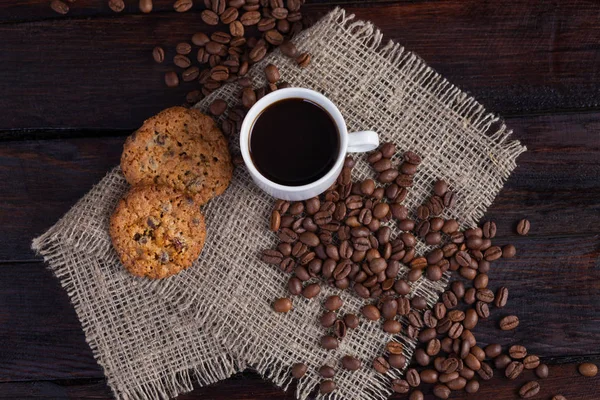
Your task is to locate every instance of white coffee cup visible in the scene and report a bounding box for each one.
[240,88,379,201]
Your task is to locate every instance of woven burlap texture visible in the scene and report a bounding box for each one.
[144,7,526,400]
[31,7,527,400]
[32,171,241,400]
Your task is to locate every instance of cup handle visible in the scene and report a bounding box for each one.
[347,131,379,153]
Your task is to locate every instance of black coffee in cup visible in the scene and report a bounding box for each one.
[249,98,340,186]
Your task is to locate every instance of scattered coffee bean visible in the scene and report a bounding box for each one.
[535,363,549,379]
[302,283,320,299]
[373,356,390,374]
[518,381,540,398]
[152,46,165,63]
[173,0,192,12]
[391,379,410,393]
[273,297,292,312]
[500,315,519,330]
[319,380,336,393]
[319,365,336,378]
[502,244,517,258]
[341,355,361,371]
[321,335,338,350]
[495,286,508,308]
[517,219,531,235]
[291,362,307,379]
[578,362,598,377]
[164,71,180,87]
[505,361,524,379]
[296,52,311,68]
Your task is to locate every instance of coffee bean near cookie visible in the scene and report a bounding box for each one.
[121,106,233,205]
[109,185,206,279]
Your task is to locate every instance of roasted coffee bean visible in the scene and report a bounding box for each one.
[320,335,338,350]
[431,179,448,197]
[476,362,493,381]
[446,376,467,390]
[164,71,180,87]
[423,310,438,328]
[405,368,420,387]
[476,288,494,303]
[437,317,452,334]
[319,311,337,328]
[319,365,336,378]
[182,66,200,81]
[484,343,502,359]
[201,9,220,24]
[483,245,502,261]
[280,257,295,273]
[443,191,456,208]
[391,379,410,393]
[494,354,512,369]
[152,46,165,63]
[441,357,459,374]
[448,322,464,339]
[500,315,519,330]
[506,361,524,379]
[362,304,380,321]
[455,251,471,267]
[299,231,319,247]
[302,283,320,299]
[503,244,517,258]
[186,90,202,105]
[273,297,292,312]
[523,355,540,369]
[431,304,446,321]
[418,369,438,384]
[411,348,429,367]
[341,355,361,371]
[536,363,549,378]
[419,328,437,343]
[209,98,228,117]
[344,313,359,329]
[578,362,598,376]
[373,356,390,374]
[278,228,297,243]
[211,65,229,81]
[519,381,540,398]
[261,249,283,264]
[319,380,336,394]
[409,390,424,400]
[333,319,347,338]
[481,220,496,238]
[473,273,488,289]
[459,266,477,280]
[287,277,302,295]
[509,345,527,359]
[173,54,192,68]
[464,352,481,371]
[408,311,423,329]
[263,63,280,83]
[372,158,391,173]
[516,218,531,235]
[279,40,299,58]
[175,42,192,55]
[389,353,406,369]
[442,291,458,309]
[380,298,398,319]
[291,362,307,379]
[107,0,126,12]
[462,330,477,348]
[432,384,451,399]
[242,87,257,108]
[249,44,267,62]
[447,310,465,322]
[412,296,427,310]
[427,339,441,356]
[386,341,403,355]
[383,319,402,334]
[240,10,261,25]
[323,295,343,311]
[552,396,567,400]
[296,52,311,68]
[463,288,476,305]
[471,301,489,320]
[494,286,509,308]
[378,169,399,183]
[354,283,369,298]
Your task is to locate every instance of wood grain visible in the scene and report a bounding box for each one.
[1,0,599,132]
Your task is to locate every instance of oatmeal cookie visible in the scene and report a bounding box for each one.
[121,106,232,205]
[109,185,206,279]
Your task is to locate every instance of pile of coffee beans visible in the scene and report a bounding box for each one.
[152,0,309,105]
[262,142,598,398]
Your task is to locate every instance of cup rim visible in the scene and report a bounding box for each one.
[239,87,348,193]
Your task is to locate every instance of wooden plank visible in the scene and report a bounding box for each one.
[1,360,599,399]
[1,0,599,132]
[0,263,103,382]
[0,0,386,23]
[1,111,598,262]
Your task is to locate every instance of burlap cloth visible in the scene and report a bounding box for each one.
[33,7,526,400]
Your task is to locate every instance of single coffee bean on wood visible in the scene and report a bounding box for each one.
[536,363,549,378]
[517,219,531,235]
[500,315,520,330]
[152,46,165,63]
[578,362,598,377]
[291,362,307,378]
[503,244,517,258]
[519,381,540,398]
[506,361,524,379]
[164,71,179,87]
[509,345,527,359]
[495,286,509,307]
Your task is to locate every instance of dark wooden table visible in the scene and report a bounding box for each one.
[1,0,599,399]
